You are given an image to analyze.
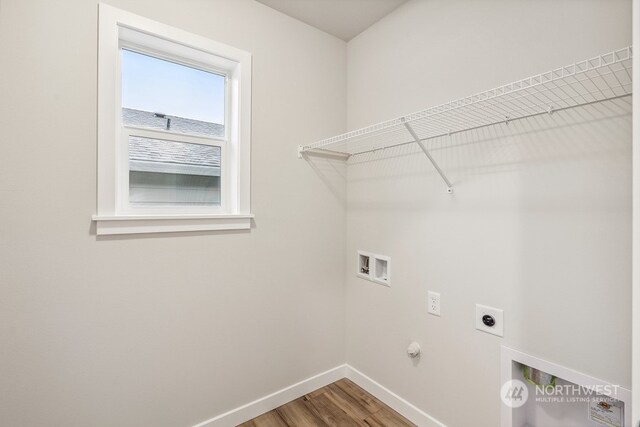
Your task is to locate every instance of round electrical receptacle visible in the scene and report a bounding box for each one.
[482,314,496,327]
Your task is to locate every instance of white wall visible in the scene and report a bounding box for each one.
[633,0,640,425]
[345,1,632,426]
[0,1,347,426]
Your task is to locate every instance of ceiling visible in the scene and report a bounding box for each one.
[255,0,408,41]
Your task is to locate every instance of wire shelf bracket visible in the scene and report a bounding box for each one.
[298,46,633,194]
[403,119,453,193]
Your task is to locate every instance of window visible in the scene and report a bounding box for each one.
[94,4,252,235]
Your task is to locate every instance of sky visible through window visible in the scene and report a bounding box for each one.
[121,49,225,124]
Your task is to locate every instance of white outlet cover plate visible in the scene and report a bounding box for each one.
[476,304,504,337]
[427,291,441,316]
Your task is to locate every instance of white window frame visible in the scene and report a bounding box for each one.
[94,3,252,235]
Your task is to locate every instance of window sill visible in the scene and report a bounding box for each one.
[92,214,253,235]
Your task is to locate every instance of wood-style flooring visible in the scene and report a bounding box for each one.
[238,378,416,427]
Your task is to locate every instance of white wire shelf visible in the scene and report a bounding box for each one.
[298,47,633,193]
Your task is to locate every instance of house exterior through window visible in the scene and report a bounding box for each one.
[94,4,252,235]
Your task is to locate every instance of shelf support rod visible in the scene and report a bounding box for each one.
[403,120,453,194]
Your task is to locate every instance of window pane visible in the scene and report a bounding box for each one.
[121,49,225,138]
[129,136,221,206]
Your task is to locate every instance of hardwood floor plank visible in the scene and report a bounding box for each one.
[238,410,289,427]
[333,378,384,414]
[304,386,329,400]
[276,397,328,427]
[364,407,416,427]
[240,380,415,427]
[307,391,368,427]
[323,384,372,420]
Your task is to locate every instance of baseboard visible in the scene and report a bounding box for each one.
[191,364,347,427]
[191,363,446,427]
[345,365,447,427]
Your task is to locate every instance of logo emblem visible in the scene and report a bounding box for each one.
[501,380,529,408]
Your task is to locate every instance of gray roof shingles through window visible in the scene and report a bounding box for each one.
[124,108,223,171]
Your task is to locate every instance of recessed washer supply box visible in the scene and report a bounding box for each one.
[357,250,390,286]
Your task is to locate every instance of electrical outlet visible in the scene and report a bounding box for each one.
[427,291,441,316]
[475,304,503,337]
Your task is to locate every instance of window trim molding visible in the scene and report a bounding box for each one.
[92,214,254,235]
[96,3,252,235]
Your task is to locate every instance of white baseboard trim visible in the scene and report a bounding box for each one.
[192,364,347,427]
[345,365,447,427]
[191,363,446,427]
